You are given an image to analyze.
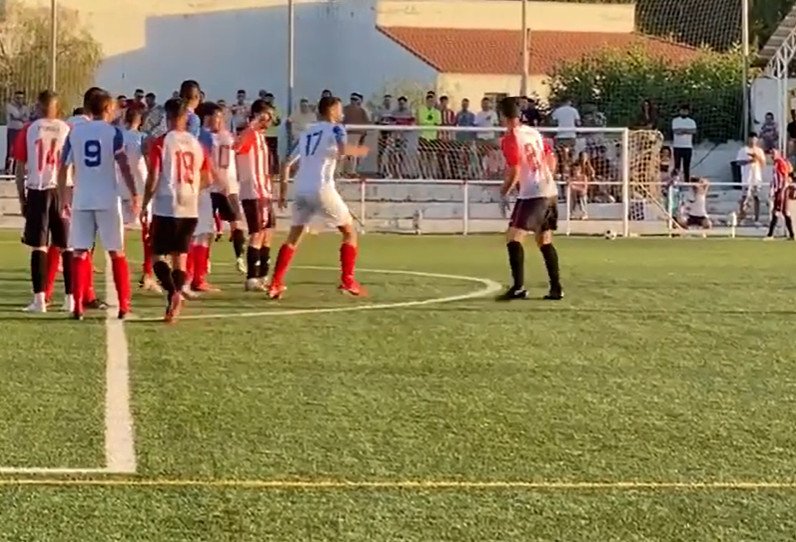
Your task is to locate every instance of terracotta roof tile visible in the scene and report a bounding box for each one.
[377,26,700,75]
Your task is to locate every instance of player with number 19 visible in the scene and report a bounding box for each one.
[142,98,212,323]
[58,89,140,320]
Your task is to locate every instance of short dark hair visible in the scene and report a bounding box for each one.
[87,90,112,117]
[145,92,156,100]
[124,107,142,125]
[14,90,24,96]
[498,97,520,120]
[250,98,270,118]
[179,80,201,101]
[680,103,690,111]
[748,131,758,138]
[117,95,127,101]
[134,88,144,95]
[164,98,188,121]
[440,95,449,102]
[237,89,246,95]
[199,101,221,122]
[83,87,104,108]
[37,90,58,108]
[72,107,85,116]
[318,96,341,116]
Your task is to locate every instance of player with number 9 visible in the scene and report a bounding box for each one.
[142,98,212,323]
[57,89,140,320]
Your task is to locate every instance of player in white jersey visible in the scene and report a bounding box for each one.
[268,96,369,299]
[64,91,111,312]
[116,108,161,294]
[236,99,275,291]
[202,103,247,273]
[58,90,140,321]
[13,91,71,313]
[142,98,212,323]
[497,97,563,301]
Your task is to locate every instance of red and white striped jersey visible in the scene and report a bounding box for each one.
[12,119,70,190]
[148,130,210,218]
[500,125,556,199]
[235,128,270,200]
[772,157,791,195]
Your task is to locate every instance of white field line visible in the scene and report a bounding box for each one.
[103,254,137,474]
[129,266,503,322]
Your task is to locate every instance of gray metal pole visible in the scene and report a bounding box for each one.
[741,0,750,138]
[287,0,295,122]
[50,0,57,91]
[520,0,528,96]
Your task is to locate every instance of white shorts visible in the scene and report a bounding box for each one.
[194,191,215,237]
[69,208,124,252]
[292,189,352,228]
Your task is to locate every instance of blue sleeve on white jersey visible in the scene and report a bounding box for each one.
[332,124,347,145]
[187,113,201,137]
[61,136,72,166]
[113,127,124,154]
[198,129,213,153]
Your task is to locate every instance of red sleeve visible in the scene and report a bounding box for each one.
[200,147,211,172]
[776,158,789,176]
[148,135,164,175]
[12,123,30,161]
[500,131,521,167]
[235,129,254,154]
[542,137,554,156]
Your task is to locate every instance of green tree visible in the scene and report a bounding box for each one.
[548,46,744,142]
[0,1,101,120]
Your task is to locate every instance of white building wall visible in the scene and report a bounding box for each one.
[21,0,436,111]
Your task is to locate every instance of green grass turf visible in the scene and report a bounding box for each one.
[0,238,105,468]
[1,231,796,540]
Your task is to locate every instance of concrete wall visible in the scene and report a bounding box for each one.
[376,0,635,32]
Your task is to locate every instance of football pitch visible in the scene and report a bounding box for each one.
[1,230,795,541]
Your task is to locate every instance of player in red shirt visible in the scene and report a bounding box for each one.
[765,148,794,240]
[497,97,563,301]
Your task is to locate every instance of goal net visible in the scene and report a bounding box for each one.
[337,124,689,236]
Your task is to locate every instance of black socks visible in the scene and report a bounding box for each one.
[153,261,174,295]
[246,246,261,280]
[540,243,561,293]
[62,250,73,295]
[259,246,271,278]
[231,229,245,259]
[31,250,45,294]
[506,241,524,289]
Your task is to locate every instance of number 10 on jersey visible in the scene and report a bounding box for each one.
[175,151,195,183]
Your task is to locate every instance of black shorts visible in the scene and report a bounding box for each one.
[241,198,275,234]
[265,136,279,171]
[686,215,710,228]
[211,192,242,222]
[24,188,68,249]
[150,215,198,255]
[509,197,558,233]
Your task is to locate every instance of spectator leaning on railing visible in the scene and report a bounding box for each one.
[759,112,779,153]
[474,97,498,141]
[230,89,250,134]
[5,90,29,172]
[456,98,476,142]
[671,104,697,181]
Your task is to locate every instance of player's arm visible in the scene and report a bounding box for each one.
[334,125,367,157]
[113,128,140,212]
[500,134,521,197]
[56,135,73,215]
[198,147,212,190]
[142,138,162,214]
[278,143,300,210]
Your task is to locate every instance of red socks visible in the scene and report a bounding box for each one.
[142,224,153,276]
[271,244,295,286]
[185,243,196,284]
[190,245,210,287]
[84,250,96,302]
[111,254,131,312]
[340,243,357,284]
[71,252,88,314]
[44,246,60,301]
